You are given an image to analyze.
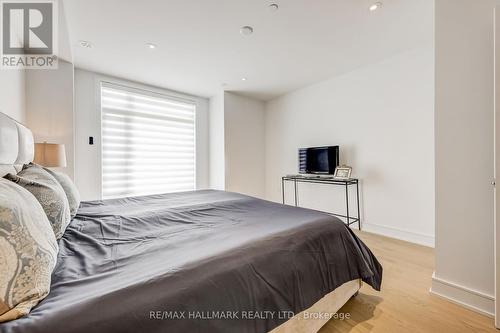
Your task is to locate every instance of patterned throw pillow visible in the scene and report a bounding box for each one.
[0,178,58,322]
[41,166,81,218]
[5,164,71,239]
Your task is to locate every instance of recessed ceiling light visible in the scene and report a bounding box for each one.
[369,2,382,11]
[269,3,279,11]
[241,77,248,81]
[240,26,254,36]
[146,43,157,49]
[79,40,92,48]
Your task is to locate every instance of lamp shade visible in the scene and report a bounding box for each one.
[34,143,67,167]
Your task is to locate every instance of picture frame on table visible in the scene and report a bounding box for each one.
[333,166,352,180]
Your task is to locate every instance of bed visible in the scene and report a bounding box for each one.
[0,112,382,333]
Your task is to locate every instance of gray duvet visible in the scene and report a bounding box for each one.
[0,190,382,333]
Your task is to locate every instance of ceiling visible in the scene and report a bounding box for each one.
[62,0,433,101]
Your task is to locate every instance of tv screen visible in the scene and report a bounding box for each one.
[298,146,339,174]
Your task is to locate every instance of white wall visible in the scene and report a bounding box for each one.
[432,0,497,317]
[223,92,266,198]
[265,47,435,247]
[209,92,225,190]
[57,0,73,63]
[26,60,75,179]
[74,68,210,201]
[0,70,26,123]
[73,69,100,200]
[0,0,70,127]
[496,7,500,327]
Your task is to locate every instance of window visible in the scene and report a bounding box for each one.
[101,82,196,199]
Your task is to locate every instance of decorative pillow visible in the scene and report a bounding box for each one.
[40,166,81,218]
[5,164,71,239]
[0,178,58,322]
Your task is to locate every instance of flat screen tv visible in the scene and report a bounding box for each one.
[298,146,339,175]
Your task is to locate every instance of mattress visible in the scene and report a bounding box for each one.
[271,279,362,333]
[0,190,382,333]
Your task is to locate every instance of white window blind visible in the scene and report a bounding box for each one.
[101,83,196,199]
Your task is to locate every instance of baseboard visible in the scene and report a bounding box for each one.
[430,272,494,317]
[361,222,435,247]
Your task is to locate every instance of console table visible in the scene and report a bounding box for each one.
[281,175,361,230]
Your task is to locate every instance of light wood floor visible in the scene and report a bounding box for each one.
[320,231,498,333]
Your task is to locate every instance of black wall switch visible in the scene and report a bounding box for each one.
[89,136,94,145]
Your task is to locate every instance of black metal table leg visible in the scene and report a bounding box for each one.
[345,183,350,226]
[294,179,298,206]
[282,177,285,204]
[281,177,361,230]
[356,181,361,230]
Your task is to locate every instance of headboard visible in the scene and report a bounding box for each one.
[0,112,34,177]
